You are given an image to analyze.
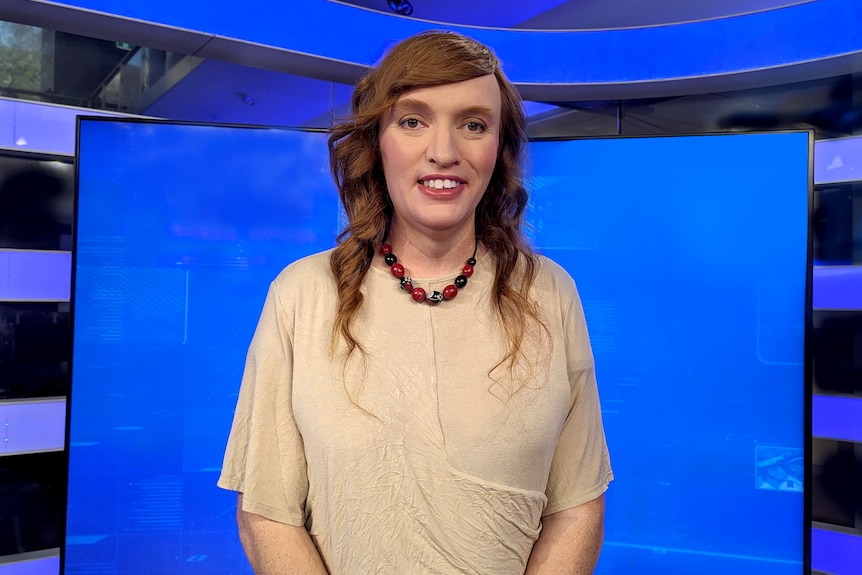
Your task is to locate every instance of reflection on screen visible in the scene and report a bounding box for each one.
[68,122,809,574]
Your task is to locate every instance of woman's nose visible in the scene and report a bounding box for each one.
[426,128,460,167]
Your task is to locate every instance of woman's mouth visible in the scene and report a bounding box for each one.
[419,178,462,190]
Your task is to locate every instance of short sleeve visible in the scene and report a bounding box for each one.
[217,282,309,526]
[543,281,613,516]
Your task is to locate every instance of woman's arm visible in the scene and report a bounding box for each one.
[237,493,329,575]
[525,494,605,575]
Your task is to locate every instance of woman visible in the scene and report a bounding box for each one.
[218,30,612,574]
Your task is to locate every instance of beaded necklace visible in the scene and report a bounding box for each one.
[380,239,478,305]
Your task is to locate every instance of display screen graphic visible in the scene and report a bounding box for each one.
[69,121,809,574]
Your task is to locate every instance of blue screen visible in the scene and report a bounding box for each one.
[529,134,809,574]
[68,122,809,574]
[68,120,339,573]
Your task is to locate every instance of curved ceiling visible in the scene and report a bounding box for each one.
[1,0,860,103]
[338,0,813,30]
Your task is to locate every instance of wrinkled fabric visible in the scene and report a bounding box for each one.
[218,250,612,574]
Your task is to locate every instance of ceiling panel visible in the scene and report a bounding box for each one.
[333,0,569,29]
[338,0,813,29]
[143,59,354,128]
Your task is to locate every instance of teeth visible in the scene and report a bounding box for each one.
[421,179,459,190]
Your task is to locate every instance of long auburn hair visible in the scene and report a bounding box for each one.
[328,30,545,382]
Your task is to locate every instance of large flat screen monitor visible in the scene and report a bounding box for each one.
[68,119,339,573]
[529,133,810,574]
[68,119,810,574]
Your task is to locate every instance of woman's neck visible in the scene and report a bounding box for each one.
[383,225,479,279]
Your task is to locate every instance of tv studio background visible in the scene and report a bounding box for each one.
[0,1,860,574]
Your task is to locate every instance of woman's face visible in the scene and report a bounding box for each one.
[378,74,501,241]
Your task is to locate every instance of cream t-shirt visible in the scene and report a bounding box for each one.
[218,249,612,574]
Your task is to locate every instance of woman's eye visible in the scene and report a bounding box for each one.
[465,121,485,133]
[402,118,421,129]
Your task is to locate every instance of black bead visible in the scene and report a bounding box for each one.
[454,275,467,288]
[466,257,476,266]
[400,277,413,291]
[427,291,444,305]
[385,253,397,265]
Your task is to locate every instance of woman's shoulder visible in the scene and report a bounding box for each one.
[532,253,578,296]
[530,254,587,325]
[271,248,336,292]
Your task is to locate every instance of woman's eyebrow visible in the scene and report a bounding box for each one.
[458,105,496,119]
[392,98,496,119]
[391,98,431,115]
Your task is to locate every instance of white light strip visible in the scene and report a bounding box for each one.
[0,549,59,574]
[812,394,862,443]
[0,96,126,156]
[0,250,71,302]
[0,399,66,455]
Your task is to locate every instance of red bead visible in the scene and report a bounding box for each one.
[411,287,427,302]
[381,243,392,255]
[443,284,458,300]
[391,263,405,278]
[462,264,474,277]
